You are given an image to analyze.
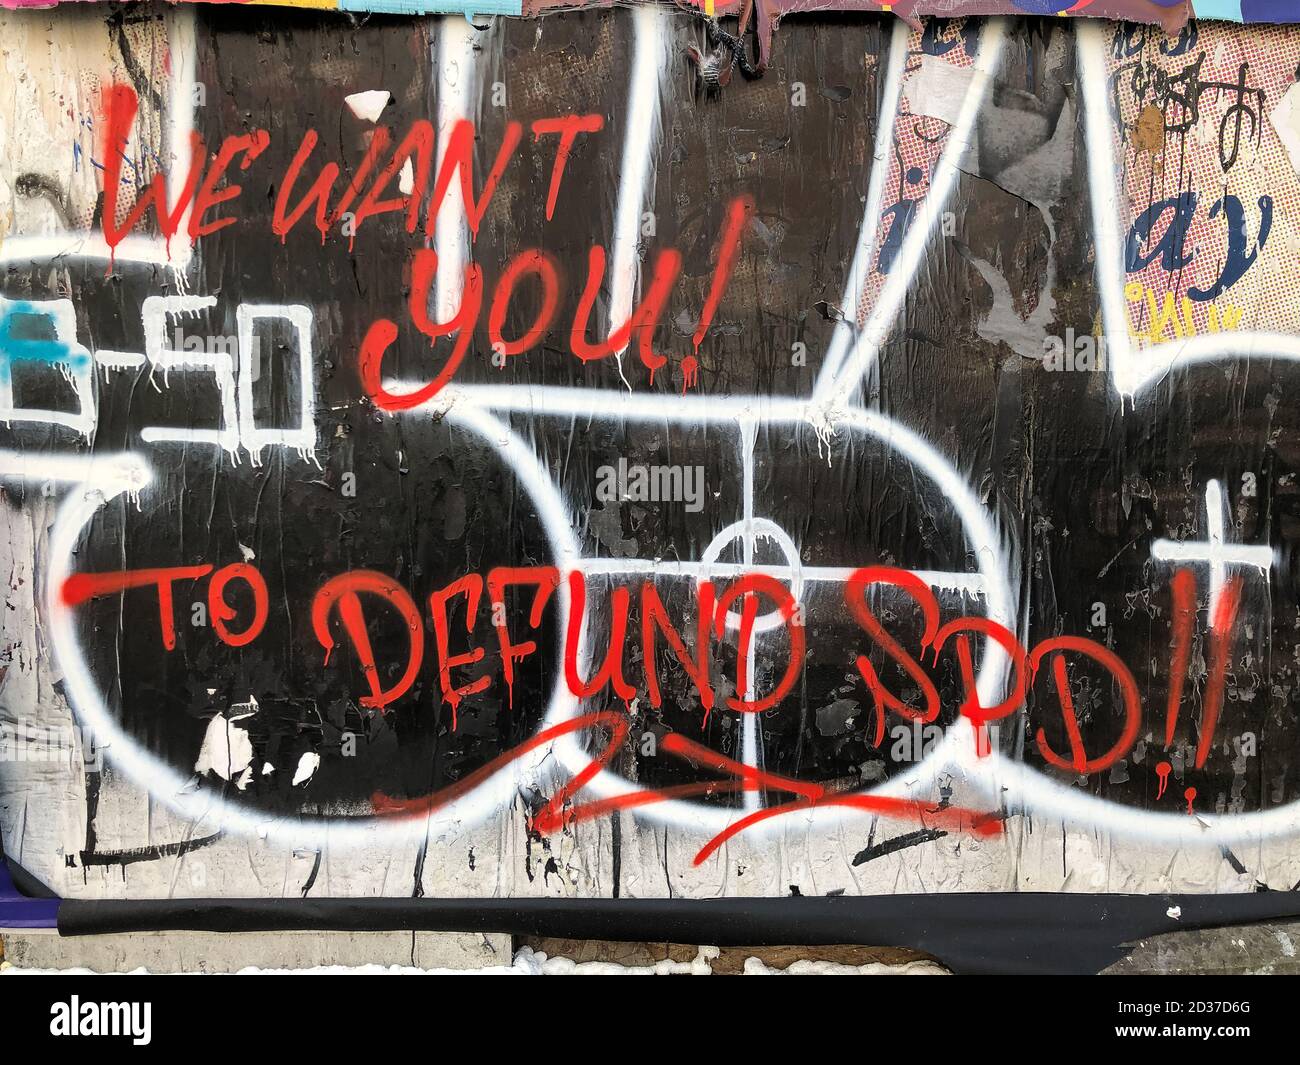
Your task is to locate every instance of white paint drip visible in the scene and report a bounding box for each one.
[605,5,670,383]
[433,16,483,323]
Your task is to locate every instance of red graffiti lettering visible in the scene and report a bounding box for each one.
[564,571,636,703]
[714,573,805,714]
[642,579,716,720]
[351,119,434,234]
[932,614,1028,757]
[208,563,269,648]
[1165,567,1197,749]
[1030,636,1141,774]
[428,574,491,729]
[423,118,523,239]
[1198,576,1243,769]
[101,85,203,261]
[845,566,941,745]
[311,571,424,711]
[188,129,270,241]
[570,245,681,377]
[487,250,561,359]
[358,248,483,410]
[692,194,754,353]
[530,114,604,221]
[485,566,559,709]
[61,565,214,652]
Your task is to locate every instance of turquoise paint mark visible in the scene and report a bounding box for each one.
[1192,0,1244,21]
[0,301,91,387]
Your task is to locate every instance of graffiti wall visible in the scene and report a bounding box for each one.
[5,2,1300,907]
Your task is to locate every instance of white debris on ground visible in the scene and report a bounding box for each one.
[741,957,947,975]
[1,946,947,975]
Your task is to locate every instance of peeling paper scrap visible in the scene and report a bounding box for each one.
[343,89,391,123]
[1270,81,1300,177]
[902,55,976,128]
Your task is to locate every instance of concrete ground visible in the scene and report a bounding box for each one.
[0,929,513,973]
[4,922,1300,973]
[1101,921,1300,975]
[0,931,940,974]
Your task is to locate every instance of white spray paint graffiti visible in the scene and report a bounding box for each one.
[6,10,1300,868]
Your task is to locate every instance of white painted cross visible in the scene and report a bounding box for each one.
[1151,479,1273,618]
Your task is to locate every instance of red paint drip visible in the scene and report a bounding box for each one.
[1155,760,1171,800]
[1197,577,1242,769]
[680,355,699,394]
[1165,568,1196,748]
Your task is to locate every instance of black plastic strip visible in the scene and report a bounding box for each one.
[56,892,1300,974]
[5,856,59,900]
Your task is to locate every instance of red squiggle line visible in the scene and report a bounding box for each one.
[535,780,745,822]
[691,794,1002,867]
[660,733,824,800]
[370,710,627,822]
[530,714,631,834]
[533,733,831,835]
[371,713,1000,864]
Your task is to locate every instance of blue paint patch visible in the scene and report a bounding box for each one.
[0,858,59,930]
[0,301,91,386]
[1192,0,1244,21]
[1241,0,1299,22]
[1011,0,1076,13]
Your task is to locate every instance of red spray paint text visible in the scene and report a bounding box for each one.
[60,560,1237,858]
[59,561,1233,778]
[99,85,751,396]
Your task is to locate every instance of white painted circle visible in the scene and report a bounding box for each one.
[699,517,806,634]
